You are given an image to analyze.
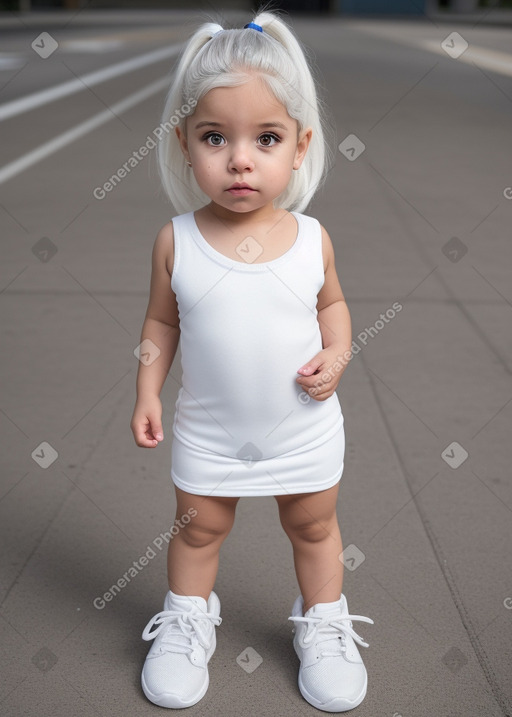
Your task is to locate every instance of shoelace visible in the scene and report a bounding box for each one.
[288,611,374,656]
[142,607,222,654]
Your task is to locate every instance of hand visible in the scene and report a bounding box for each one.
[130,396,164,447]
[296,348,345,402]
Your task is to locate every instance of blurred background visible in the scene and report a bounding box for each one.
[3,0,512,16]
[1,1,511,717]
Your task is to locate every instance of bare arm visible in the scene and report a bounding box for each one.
[316,225,351,357]
[131,222,180,446]
[296,225,352,401]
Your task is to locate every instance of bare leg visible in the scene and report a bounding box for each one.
[276,483,344,615]
[167,486,240,601]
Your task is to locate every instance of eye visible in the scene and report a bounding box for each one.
[203,132,225,146]
[258,133,280,147]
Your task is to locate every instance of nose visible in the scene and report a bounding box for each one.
[228,142,254,173]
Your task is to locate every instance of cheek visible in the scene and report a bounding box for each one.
[194,166,214,188]
[273,160,294,180]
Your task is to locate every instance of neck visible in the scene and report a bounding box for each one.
[203,201,283,228]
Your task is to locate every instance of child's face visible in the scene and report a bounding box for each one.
[175,75,312,217]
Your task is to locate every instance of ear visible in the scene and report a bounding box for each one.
[293,127,313,170]
[175,125,191,164]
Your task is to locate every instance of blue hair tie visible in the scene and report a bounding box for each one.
[244,22,263,32]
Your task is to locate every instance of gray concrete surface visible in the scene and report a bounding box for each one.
[1,9,511,717]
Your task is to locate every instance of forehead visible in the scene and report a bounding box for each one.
[191,76,294,126]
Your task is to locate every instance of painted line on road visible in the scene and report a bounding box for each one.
[0,76,169,185]
[60,39,125,53]
[0,42,182,122]
[419,40,512,77]
[58,27,182,51]
[0,54,25,71]
[352,24,512,78]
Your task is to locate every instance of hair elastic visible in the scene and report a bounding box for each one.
[244,22,263,32]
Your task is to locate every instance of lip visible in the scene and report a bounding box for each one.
[227,187,255,195]
[226,182,255,195]
[228,182,254,189]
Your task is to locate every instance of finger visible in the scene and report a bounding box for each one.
[148,416,164,441]
[147,426,164,443]
[296,373,332,390]
[297,366,320,376]
[134,421,159,447]
[302,378,336,399]
[144,427,160,445]
[310,388,334,401]
[297,356,323,376]
[131,423,146,446]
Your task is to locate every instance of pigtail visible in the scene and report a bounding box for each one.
[156,23,224,215]
[250,11,331,212]
[157,11,333,214]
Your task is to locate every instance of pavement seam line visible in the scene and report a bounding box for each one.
[0,42,182,122]
[0,75,170,185]
[361,349,512,716]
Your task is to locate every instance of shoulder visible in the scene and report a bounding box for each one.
[153,219,176,276]
[294,212,334,272]
[316,221,335,273]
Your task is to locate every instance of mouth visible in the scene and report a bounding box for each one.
[227,182,256,195]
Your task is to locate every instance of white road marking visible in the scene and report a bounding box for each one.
[352,23,512,78]
[59,39,125,53]
[0,76,169,185]
[0,54,25,70]
[0,42,182,122]
[420,40,512,77]
[57,27,182,51]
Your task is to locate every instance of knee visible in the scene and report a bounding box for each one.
[173,491,238,549]
[281,516,337,545]
[179,516,233,549]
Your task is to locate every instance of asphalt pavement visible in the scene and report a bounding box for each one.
[0,9,511,717]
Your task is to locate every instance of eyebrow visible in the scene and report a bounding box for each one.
[194,121,289,131]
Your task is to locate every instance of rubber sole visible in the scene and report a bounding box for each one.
[297,669,367,713]
[141,671,209,709]
[141,623,217,708]
[293,637,367,713]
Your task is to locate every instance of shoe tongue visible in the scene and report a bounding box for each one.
[305,599,347,654]
[306,599,342,618]
[167,592,208,611]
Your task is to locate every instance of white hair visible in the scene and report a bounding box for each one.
[156,7,333,215]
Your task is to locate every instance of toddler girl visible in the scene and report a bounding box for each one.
[131,8,373,712]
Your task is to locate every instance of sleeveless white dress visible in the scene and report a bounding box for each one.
[169,210,345,497]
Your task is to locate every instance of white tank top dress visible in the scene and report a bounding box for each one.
[169,210,345,497]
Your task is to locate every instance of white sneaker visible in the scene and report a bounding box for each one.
[141,589,222,708]
[288,593,374,713]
